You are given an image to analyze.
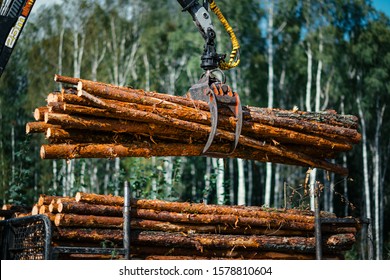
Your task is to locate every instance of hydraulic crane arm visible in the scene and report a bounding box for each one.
[177,0,243,155]
[176,0,223,71]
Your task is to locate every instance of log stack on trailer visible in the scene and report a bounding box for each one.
[19,192,359,260]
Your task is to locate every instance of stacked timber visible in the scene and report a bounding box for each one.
[0,204,31,220]
[26,75,361,176]
[28,192,360,260]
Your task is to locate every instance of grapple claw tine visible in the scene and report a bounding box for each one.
[202,90,219,154]
[186,70,243,156]
[232,94,243,151]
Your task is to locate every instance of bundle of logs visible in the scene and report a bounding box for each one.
[0,204,31,220]
[26,75,361,176]
[27,192,359,260]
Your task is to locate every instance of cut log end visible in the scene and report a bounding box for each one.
[55,214,62,227]
[40,146,46,159]
[77,81,83,93]
[39,205,48,214]
[75,192,81,202]
[31,204,39,215]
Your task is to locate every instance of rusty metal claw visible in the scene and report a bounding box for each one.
[187,70,243,156]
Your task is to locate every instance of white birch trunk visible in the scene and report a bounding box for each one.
[89,161,98,194]
[237,158,246,205]
[373,101,385,259]
[357,97,371,221]
[203,157,212,204]
[103,161,110,195]
[191,162,197,200]
[315,31,323,112]
[113,158,120,196]
[265,0,275,207]
[305,42,313,112]
[247,161,253,206]
[52,161,58,191]
[60,160,66,196]
[214,158,225,205]
[164,157,173,197]
[80,161,86,192]
[58,28,64,90]
[229,158,235,205]
[273,164,282,208]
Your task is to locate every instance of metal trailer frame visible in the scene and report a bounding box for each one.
[0,183,132,260]
[0,214,52,260]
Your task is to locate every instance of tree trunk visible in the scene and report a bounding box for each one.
[215,158,225,205]
[373,100,385,260]
[237,159,245,205]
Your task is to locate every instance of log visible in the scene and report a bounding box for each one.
[131,231,355,253]
[34,107,48,121]
[132,208,316,231]
[37,195,61,206]
[40,143,348,175]
[131,219,308,236]
[31,204,39,215]
[58,201,123,217]
[52,228,123,243]
[75,192,124,206]
[51,209,348,235]
[26,122,60,134]
[39,205,49,214]
[44,112,206,141]
[55,213,123,228]
[132,199,325,222]
[49,202,58,213]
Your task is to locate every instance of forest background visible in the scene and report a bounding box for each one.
[0,0,389,260]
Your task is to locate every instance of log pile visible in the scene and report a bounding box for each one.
[0,204,31,220]
[26,192,360,260]
[25,75,361,175]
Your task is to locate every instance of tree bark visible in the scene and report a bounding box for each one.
[54,213,123,228]
[58,201,123,217]
[75,192,124,206]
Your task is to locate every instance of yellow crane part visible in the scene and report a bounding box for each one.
[208,0,240,70]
